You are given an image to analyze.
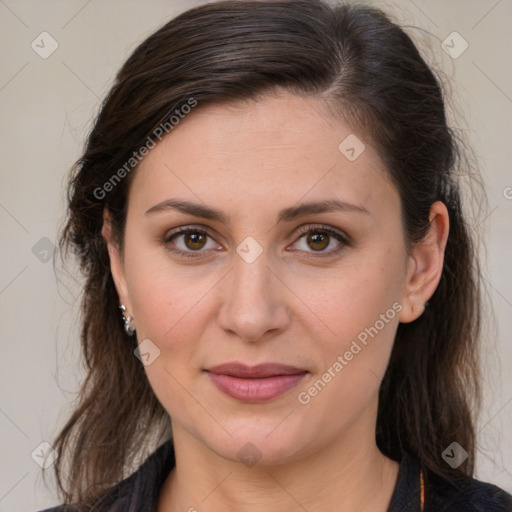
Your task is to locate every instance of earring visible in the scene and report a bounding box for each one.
[119,304,136,336]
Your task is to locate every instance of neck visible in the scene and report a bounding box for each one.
[158,412,399,512]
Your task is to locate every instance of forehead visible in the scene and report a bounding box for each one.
[130,92,398,219]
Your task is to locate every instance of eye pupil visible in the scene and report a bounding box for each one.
[307,231,329,251]
[185,232,206,250]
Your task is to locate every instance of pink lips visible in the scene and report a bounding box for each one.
[206,363,307,403]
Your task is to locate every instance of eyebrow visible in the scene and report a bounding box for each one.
[144,198,369,224]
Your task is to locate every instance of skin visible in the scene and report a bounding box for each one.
[103,90,449,512]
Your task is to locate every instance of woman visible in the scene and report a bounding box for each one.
[40,1,512,511]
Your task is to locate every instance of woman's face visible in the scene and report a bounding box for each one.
[107,91,438,465]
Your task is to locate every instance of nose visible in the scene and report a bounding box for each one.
[217,250,291,343]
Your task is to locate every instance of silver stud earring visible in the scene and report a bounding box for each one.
[119,304,136,336]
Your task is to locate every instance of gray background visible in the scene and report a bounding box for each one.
[0,1,511,510]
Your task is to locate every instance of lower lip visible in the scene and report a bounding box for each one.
[207,372,307,403]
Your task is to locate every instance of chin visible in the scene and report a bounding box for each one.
[197,418,312,467]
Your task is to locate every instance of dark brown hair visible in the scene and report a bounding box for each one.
[49,0,482,506]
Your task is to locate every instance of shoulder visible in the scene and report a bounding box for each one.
[426,470,512,512]
[35,440,175,512]
[390,452,511,512]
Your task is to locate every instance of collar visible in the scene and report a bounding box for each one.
[105,441,421,512]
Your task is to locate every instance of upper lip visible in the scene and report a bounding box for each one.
[206,362,307,378]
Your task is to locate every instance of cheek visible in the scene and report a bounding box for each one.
[292,252,403,344]
[124,252,213,416]
[123,237,209,333]
[296,292,400,419]
[292,253,404,399]
[122,243,214,378]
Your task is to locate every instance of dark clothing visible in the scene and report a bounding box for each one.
[39,440,512,511]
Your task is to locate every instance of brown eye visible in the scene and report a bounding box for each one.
[306,231,330,251]
[163,227,220,258]
[291,224,349,256]
[183,231,207,250]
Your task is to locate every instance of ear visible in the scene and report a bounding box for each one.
[102,209,131,311]
[399,201,449,323]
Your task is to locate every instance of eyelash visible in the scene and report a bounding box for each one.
[162,224,350,259]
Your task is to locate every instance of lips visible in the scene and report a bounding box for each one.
[205,362,307,403]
